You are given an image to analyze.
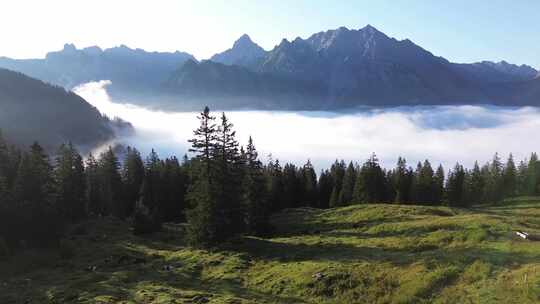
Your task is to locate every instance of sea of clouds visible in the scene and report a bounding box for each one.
[75,80,540,172]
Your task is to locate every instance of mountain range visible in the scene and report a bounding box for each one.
[1,25,538,110]
[0,44,194,98]
[0,68,132,150]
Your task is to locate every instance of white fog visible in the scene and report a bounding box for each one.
[75,80,540,171]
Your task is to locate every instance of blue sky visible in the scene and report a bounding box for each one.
[1,0,539,68]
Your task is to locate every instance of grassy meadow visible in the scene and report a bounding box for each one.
[1,198,539,303]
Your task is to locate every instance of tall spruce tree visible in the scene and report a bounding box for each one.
[434,164,445,204]
[318,169,334,209]
[242,137,270,235]
[353,154,387,203]
[55,143,86,221]
[484,153,504,203]
[213,112,243,235]
[338,162,356,205]
[266,158,285,212]
[282,163,301,209]
[446,163,466,207]
[394,157,412,204]
[415,160,435,204]
[302,160,318,207]
[141,149,162,211]
[516,160,528,196]
[502,154,517,198]
[526,153,539,195]
[329,160,346,207]
[85,153,101,216]
[468,161,484,204]
[97,147,124,217]
[121,146,145,216]
[161,156,187,221]
[186,107,222,247]
[13,142,60,245]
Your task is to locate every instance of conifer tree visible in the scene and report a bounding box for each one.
[338,162,356,205]
[483,153,504,202]
[266,158,284,212]
[416,160,435,204]
[242,137,270,235]
[318,169,334,209]
[329,160,346,207]
[384,169,395,202]
[302,160,318,207]
[282,163,301,208]
[446,163,466,207]
[526,153,539,195]
[213,112,243,234]
[142,149,162,211]
[353,154,387,203]
[13,143,55,206]
[468,161,484,204]
[97,147,123,217]
[121,146,145,216]
[85,153,101,216]
[161,156,187,221]
[13,142,60,245]
[55,143,86,221]
[188,106,217,177]
[502,154,517,198]
[393,157,411,204]
[186,107,222,246]
[434,164,445,204]
[516,160,528,196]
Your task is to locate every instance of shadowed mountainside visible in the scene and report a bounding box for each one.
[0,68,131,150]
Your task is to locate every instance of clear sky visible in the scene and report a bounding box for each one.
[1,0,539,68]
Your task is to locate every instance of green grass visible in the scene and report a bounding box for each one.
[1,198,539,303]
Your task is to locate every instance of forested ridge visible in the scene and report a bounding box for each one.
[0,106,538,253]
[0,68,130,150]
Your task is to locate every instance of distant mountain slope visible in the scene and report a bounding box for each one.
[164,60,323,110]
[451,60,538,84]
[0,68,130,150]
[256,26,487,106]
[1,26,539,110]
[0,44,195,94]
[189,25,535,108]
[210,34,267,68]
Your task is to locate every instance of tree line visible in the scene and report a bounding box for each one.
[1,107,539,250]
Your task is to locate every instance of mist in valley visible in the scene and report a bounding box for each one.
[75,80,540,171]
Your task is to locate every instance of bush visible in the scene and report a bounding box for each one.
[133,202,162,235]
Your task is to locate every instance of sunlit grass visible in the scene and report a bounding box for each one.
[1,198,539,303]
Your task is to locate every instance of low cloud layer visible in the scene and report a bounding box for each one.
[75,81,540,172]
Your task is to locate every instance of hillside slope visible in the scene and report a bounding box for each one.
[1,198,539,303]
[0,68,130,150]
